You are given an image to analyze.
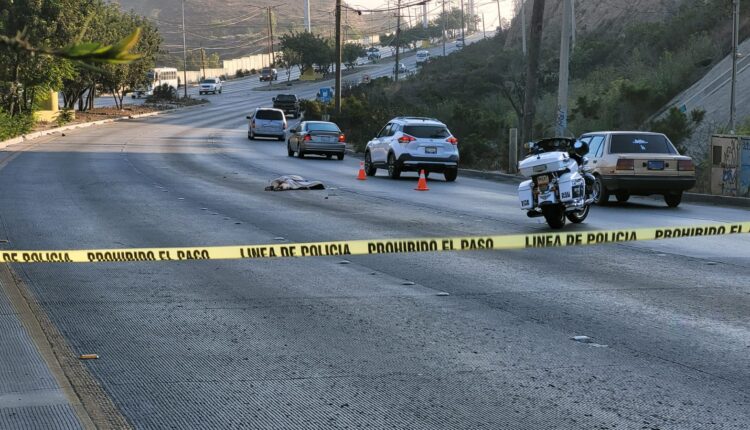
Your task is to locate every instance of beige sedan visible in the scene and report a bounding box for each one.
[579,131,695,207]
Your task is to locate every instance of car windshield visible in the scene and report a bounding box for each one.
[201,79,216,84]
[307,122,340,132]
[261,68,272,74]
[276,95,296,101]
[609,134,676,154]
[403,125,450,139]
[255,110,284,120]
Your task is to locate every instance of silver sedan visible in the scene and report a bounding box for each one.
[287,121,346,160]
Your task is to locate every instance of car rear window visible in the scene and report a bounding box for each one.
[609,134,676,154]
[255,110,284,120]
[307,122,340,132]
[201,79,216,83]
[403,125,450,139]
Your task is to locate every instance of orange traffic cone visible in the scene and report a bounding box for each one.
[357,161,367,180]
[415,169,429,191]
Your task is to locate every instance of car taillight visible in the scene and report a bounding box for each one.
[616,159,634,170]
[338,134,345,142]
[447,137,458,145]
[398,134,416,144]
[303,134,311,141]
[678,159,694,171]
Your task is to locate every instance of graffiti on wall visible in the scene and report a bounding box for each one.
[720,140,739,196]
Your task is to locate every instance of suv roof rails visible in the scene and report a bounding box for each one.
[394,116,440,122]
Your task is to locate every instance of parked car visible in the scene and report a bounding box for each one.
[272,94,301,118]
[246,108,287,141]
[198,78,222,95]
[455,38,465,48]
[578,131,696,207]
[364,116,459,181]
[259,67,278,82]
[415,50,430,66]
[287,121,346,160]
[367,47,381,61]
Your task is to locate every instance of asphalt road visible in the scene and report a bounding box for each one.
[2,36,749,429]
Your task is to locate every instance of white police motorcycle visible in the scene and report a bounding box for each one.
[517,137,595,229]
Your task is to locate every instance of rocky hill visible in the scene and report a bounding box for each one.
[111,0,383,60]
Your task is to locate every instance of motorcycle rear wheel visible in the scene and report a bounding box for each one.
[542,205,566,229]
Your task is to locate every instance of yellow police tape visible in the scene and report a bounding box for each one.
[1,221,748,264]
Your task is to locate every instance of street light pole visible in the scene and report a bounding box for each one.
[555,0,572,136]
[335,0,342,113]
[181,0,188,98]
[729,0,740,133]
[460,0,465,41]
[442,0,446,56]
[394,0,402,82]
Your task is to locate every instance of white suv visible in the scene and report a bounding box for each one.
[199,78,222,95]
[364,117,459,181]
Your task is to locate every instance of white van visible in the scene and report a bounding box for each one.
[415,50,430,66]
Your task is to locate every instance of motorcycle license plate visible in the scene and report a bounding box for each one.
[537,175,549,186]
[425,147,437,154]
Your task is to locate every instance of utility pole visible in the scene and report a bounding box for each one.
[556,0,572,136]
[730,0,740,133]
[496,0,502,30]
[521,0,527,55]
[335,0,342,113]
[423,2,428,28]
[522,0,546,143]
[442,0,446,56]
[200,46,206,79]
[268,7,276,66]
[482,12,486,38]
[181,0,188,98]
[304,0,311,32]
[394,0,402,82]
[460,0,465,41]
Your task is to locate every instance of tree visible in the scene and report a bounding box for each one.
[279,31,332,74]
[96,8,160,109]
[342,43,366,69]
[522,0,545,143]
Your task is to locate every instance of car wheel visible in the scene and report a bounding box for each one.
[364,151,377,176]
[566,205,590,224]
[387,153,401,179]
[248,130,254,140]
[443,168,457,182]
[287,142,294,157]
[593,175,610,205]
[297,148,305,158]
[337,153,345,161]
[664,192,682,208]
[542,205,566,229]
[615,191,630,203]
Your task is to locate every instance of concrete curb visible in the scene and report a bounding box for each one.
[0,102,207,150]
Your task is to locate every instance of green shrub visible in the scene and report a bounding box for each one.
[145,84,178,103]
[56,108,74,127]
[236,69,246,78]
[0,110,34,140]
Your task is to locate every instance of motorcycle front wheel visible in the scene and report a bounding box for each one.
[566,205,590,224]
[542,205,566,229]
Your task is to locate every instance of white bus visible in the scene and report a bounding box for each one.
[132,67,179,98]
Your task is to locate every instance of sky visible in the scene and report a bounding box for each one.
[347,0,518,31]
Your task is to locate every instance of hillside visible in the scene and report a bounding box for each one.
[111,0,384,60]
[326,0,747,174]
